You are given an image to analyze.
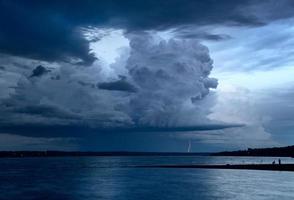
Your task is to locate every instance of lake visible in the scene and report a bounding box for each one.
[1,156,294,200]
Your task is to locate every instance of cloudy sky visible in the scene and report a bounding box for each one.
[1,0,294,152]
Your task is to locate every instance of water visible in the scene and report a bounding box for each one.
[0,156,294,200]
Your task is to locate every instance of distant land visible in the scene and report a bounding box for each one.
[1,145,294,158]
[0,151,210,158]
[212,145,294,157]
[138,164,294,172]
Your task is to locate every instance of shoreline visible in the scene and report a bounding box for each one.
[0,151,211,158]
[137,164,294,172]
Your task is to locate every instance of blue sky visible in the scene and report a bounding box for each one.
[1,0,294,151]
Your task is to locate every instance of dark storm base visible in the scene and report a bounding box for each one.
[137,164,294,172]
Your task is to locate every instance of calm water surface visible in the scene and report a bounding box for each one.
[0,156,294,200]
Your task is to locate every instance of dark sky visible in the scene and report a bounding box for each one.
[1,0,294,151]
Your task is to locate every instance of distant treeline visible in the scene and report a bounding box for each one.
[2,146,294,158]
[212,146,294,157]
[0,151,209,158]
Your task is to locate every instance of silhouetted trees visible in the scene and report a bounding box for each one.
[212,146,294,157]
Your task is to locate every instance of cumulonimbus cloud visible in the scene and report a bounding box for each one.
[0,33,225,137]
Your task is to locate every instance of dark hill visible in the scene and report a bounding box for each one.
[212,145,294,157]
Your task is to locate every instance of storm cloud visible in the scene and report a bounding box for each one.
[0,33,224,137]
[1,0,293,150]
[0,124,244,138]
[30,65,50,77]
[1,0,291,64]
[97,77,137,93]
